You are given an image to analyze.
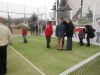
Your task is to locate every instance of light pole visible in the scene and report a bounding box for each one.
[81,0,83,18]
[70,10,73,20]
[93,0,96,24]
[45,5,47,26]
[7,3,10,26]
[93,0,96,22]
[24,6,26,23]
[55,0,58,25]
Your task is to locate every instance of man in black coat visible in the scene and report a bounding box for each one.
[65,19,74,50]
[85,25,95,46]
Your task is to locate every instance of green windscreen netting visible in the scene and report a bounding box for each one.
[69,56,100,75]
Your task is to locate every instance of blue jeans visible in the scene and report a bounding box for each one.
[66,37,72,50]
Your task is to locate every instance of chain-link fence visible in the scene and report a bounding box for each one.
[53,0,100,26]
[0,1,54,35]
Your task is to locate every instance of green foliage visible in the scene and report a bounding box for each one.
[86,8,93,19]
[69,56,100,75]
[78,18,92,25]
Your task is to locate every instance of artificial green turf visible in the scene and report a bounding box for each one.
[12,36,100,75]
[69,56,100,75]
[7,47,41,75]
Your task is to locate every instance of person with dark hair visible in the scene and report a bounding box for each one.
[56,17,66,50]
[0,17,13,75]
[78,28,85,46]
[65,19,74,50]
[45,21,53,48]
[85,25,95,46]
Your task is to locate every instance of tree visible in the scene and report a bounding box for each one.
[86,8,93,19]
[60,0,68,6]
[58,0,71,19]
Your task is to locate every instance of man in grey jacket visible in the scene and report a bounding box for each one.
[0,17,13,75]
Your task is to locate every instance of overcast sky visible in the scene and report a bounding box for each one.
[0,0,55,18]
[0,0,100,18]
[0,0,55,12]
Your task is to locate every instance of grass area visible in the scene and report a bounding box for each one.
[69,56,100,75]
[77,18,92,25]
[12,36,100,75]
[7,47,41,75]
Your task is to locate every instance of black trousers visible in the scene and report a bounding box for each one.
[0,57,4,75]
[0,45,7,74]
[23,35,28,43]
[86,36,90,46]
[79,37,84,46]
[46,36,51,48]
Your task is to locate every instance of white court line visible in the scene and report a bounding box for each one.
[9,46,46,75]
[59,52,100,75]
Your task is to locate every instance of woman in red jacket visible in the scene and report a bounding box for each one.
[45,21,53,48]
[22,29,28,43]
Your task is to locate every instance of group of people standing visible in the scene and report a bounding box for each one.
[44,17,74,50]
[30,22,45,36]
[44,17,99,50]
[56,17,74,50]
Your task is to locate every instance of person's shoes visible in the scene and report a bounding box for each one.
[86,44,90,47]
[4,69,7,74]
[23,41,28,43]
[80,44,84,46]
[59,49,63,51]
[60,49,63,50]
[47,47,50,48]
[47,46,51,49]
[57,49,63,51]
[65,49,72,51]
[57,48,59,50]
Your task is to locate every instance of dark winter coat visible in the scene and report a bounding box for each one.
[56,24,66,37]
[66,22,74,37]
[85,25,95,38]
